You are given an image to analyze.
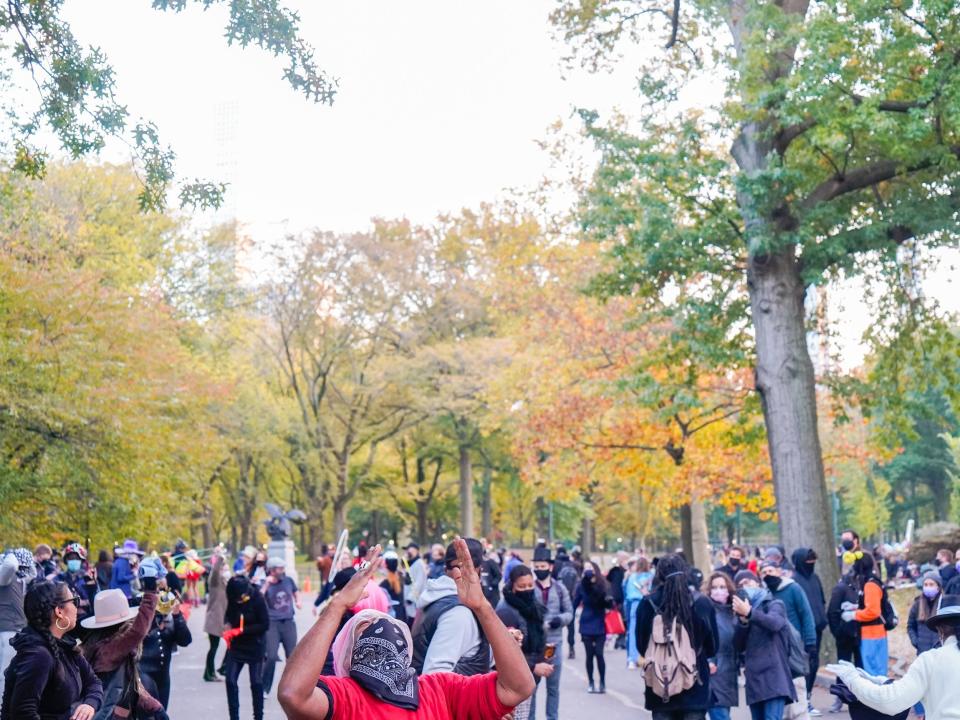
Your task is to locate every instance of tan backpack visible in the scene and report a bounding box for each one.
[642,609,699,702]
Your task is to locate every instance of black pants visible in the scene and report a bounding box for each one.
[224,654,264,720]
[141,665,172,709]
[262,618,298,693]
[836,636,862,668]
[205,634,221,678]
[805,627,823,696]
[567,619,576,649]
[582,634,606,684]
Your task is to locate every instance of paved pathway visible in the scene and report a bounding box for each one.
[167,604,851,720]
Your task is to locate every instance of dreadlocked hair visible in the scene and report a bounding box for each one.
[23,579,72,678]
[653,554,695,641]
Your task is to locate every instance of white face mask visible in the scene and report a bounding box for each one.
[710,587,729,604]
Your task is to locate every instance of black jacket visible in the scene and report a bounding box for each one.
[224,579,269,663]
[790,548,827,632]
[138,612,192,674]
[827,573,860,645]
[606,566,625,604]
[938,563,957,588]
[1,627,103,720]
[637,586,718,712]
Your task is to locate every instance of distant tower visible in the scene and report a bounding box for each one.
[212,99,240,225]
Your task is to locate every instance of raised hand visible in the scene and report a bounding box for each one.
[332,545,382,610]
[449,537,485,611]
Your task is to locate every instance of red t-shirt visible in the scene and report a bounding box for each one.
[319,672,513,720]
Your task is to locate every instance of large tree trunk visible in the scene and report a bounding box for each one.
[459,444,474,537]
[690,496,712,580]
[747,247,837,591]
[416,502,429,546]
[680,503,694,562]
[581,515,594,554]
[480,465,493,539]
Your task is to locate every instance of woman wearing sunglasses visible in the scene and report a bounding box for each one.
[0,579,103,720]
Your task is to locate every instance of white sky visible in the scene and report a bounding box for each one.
[47,2,960,366]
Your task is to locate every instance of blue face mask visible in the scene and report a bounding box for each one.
[742,585,763,603]
[923,586,940,600]
[66,559,82,573]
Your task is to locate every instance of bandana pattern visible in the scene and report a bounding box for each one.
[349,618,419,710]
[11,548,36,580]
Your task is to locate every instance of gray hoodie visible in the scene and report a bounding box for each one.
[416,575,483,674]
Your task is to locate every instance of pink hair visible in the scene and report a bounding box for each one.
[350,580,390,614]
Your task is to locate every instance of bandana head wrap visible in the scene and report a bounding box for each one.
[332,610,419,710]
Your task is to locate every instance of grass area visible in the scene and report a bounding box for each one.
[888,586,918,667]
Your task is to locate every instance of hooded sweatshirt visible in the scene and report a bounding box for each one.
[413,575,483,674]
[790,547,827,632]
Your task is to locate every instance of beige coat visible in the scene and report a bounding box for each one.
[203,554,228,637]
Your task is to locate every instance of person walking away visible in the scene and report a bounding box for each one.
[531,547,572,720]
[0,579,103,720]
[790,548,827,717]
[842,553,889,677]
[276,540,535,720]
[109,540,143,599]
[0,548,35,699]
[138,584,191,709]
[717,547,746,581]
[56,543,99,622]
[496,566,554,712]
[606,553,628,649]
[554,548,580,660]
[706,573,739,720]
[95,551,113,591]
[827,593,960,720]
[427,544,446,580]
[624,557,652,669]
[572,561,612,694]
[732,570,796,720]
[203,549,229,682]
[381,550,411,625]
[906,570,943,719]
[412,538,491,676]
[759,559,816,719]
[637,554,718,720]
[261,557,300,696]
[221,575,269,720]
[82,572,166,719]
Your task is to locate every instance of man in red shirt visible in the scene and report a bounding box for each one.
[279,539,535,720]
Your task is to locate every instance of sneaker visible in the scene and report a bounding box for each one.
[828,699,843,713]
[598,682,606,694]
[587,682,596,694]
[626,661,637,670]
[568,647,576,660]
[808,703,822,717]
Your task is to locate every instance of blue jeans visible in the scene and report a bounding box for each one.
[530,648,562,720]
[860,636,889,677]
[708,708,731,720]
[626,598,641,663]
[749,698,786,720]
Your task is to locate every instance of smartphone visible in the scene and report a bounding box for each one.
[736,588,750,603]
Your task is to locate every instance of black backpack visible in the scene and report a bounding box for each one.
[862,578,899,632]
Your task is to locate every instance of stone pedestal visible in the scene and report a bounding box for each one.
[267,538,299,584]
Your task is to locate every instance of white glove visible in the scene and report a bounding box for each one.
[841,601,858,611]
[825,661,858,684]
[841,610,856,622]
[854,667,890,686]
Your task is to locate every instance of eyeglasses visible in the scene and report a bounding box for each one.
[58,595,81,608]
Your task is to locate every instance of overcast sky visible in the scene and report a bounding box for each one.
[54,2,960,366]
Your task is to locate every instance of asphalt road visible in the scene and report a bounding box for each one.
[167,603,851,720]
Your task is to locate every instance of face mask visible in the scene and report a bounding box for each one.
[583,570,594,580]
[534,569,550,581]
[66,559,82,573]
[514,589,536,602]
[923,587,940,599]
[350,619,419,710]
[710,588,729,604]
[728,558,740,569]
[385,559,399,572]
[742,585,762,602]
[841,540,855,552]
[763,575,781,592]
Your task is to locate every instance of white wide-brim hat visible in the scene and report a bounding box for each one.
[80,589,140,629]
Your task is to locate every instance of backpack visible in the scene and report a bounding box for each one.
[641,602,699,702]
[782,619,810,679]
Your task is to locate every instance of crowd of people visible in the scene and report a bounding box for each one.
[4,530,960,720]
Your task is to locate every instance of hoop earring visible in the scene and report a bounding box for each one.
[55,617,70,631]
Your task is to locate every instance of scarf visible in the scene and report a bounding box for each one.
[504,588,545,656]
[333,610,419,710]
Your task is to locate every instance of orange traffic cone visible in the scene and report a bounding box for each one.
[303,575,312,593]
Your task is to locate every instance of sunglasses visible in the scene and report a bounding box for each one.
[58,595,81,608]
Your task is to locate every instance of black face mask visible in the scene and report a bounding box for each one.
[841,540,855,552]
[728,558,741,569]
[534,569,551,581]
[763,575,782,592]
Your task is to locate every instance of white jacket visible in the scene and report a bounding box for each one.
[416,575,482,674]
[838,635,960,720]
